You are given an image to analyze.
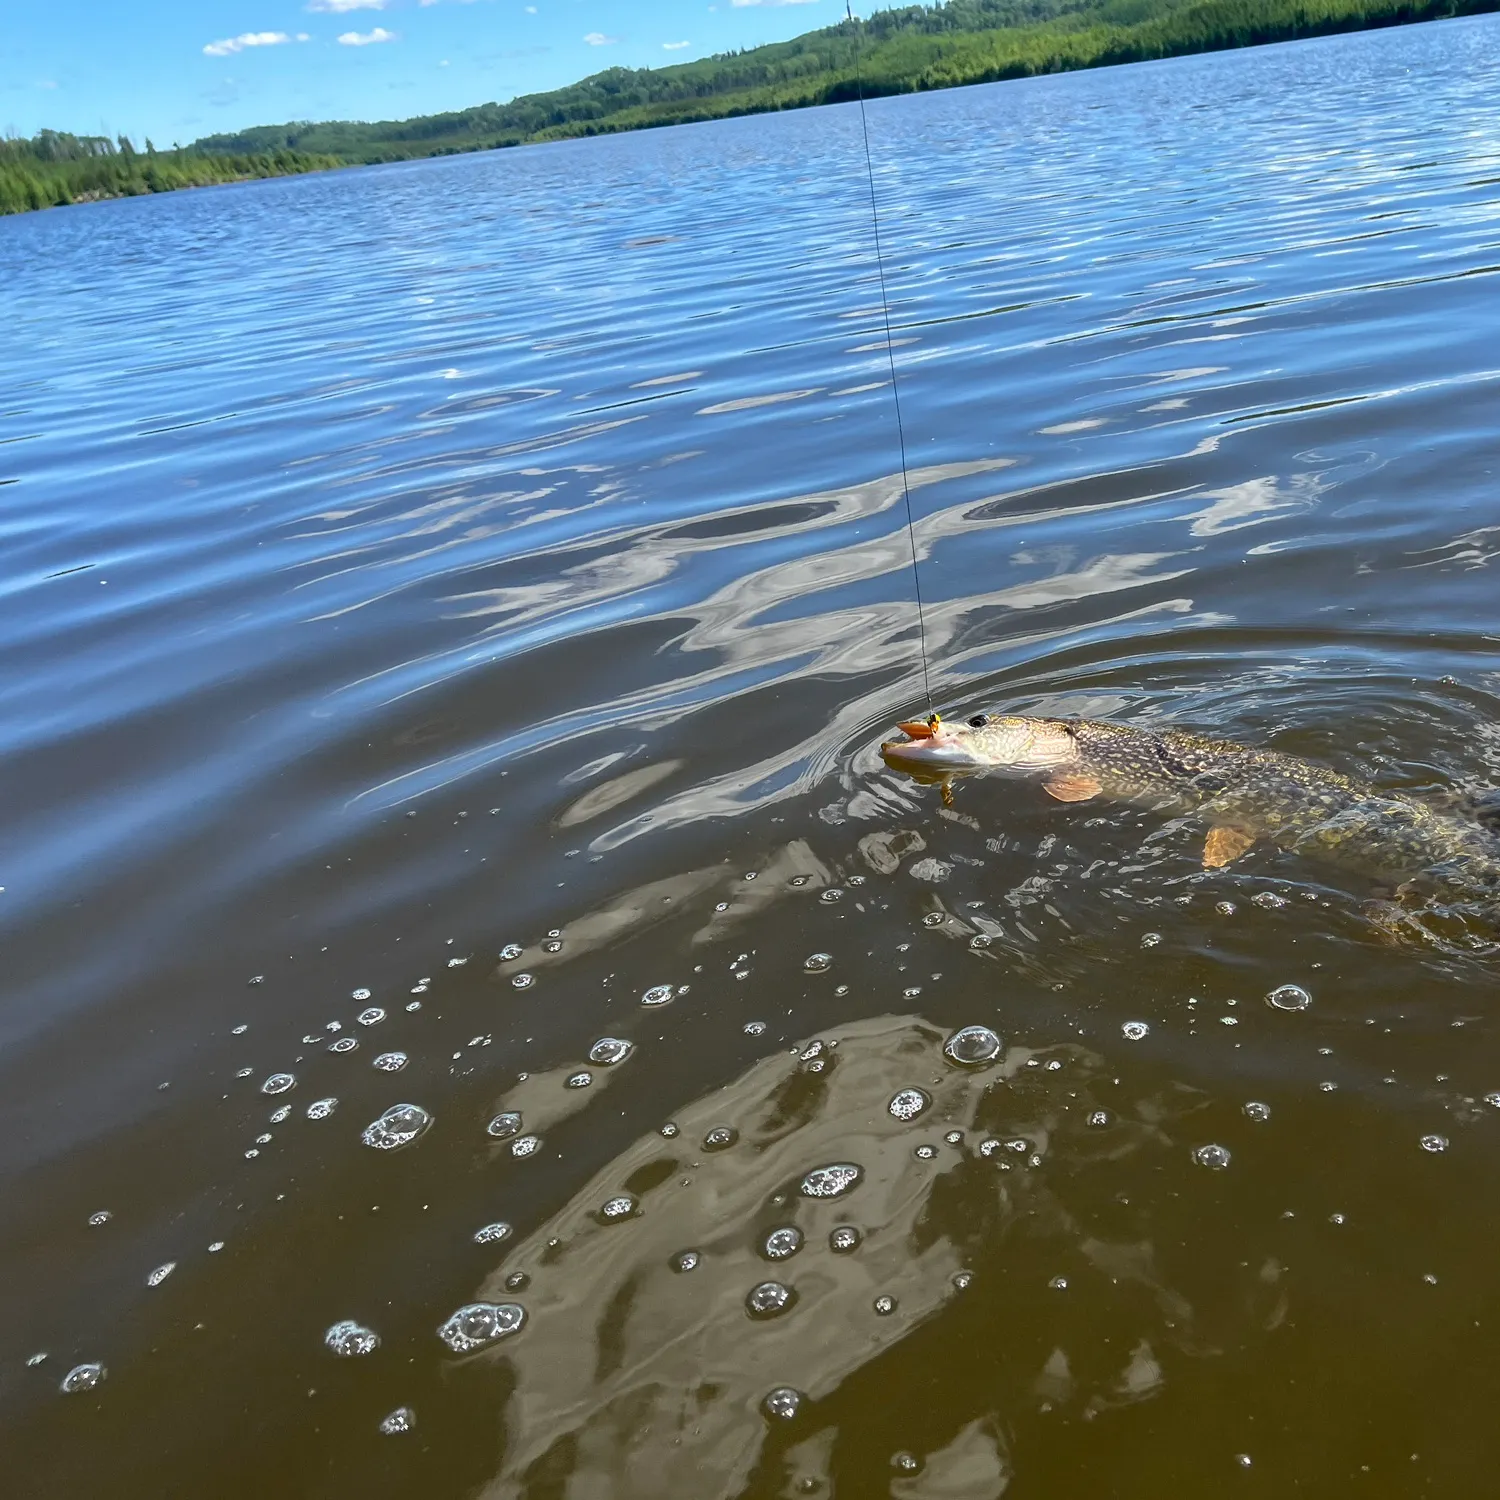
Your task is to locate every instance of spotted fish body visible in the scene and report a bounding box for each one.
[881,714,1500,899]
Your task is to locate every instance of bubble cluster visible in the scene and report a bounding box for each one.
[510,1135,541,1159]
[873,1294,897,1316]
[360,1103,432,1151]
[307,1098,337,1120]
[943,1025,1002,1067]
[888,1087,930,1122]
[437,1302,525,1352]
[746,1281,796,1319]
[372,1052,408,1072]
[588,1038,633,1066]
[379,1407,414,1435]
[474,1222,512,1245]
[325,1320,379,1356]
[800,1163,862,1199]
[260,1074,295,1096]
[598,1195,637,1221]
[1121,1021,1150,1041]
[763,1226,803,1260]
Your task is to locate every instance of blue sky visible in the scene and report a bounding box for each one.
[2,0,855,146]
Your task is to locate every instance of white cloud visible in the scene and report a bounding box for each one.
[525,4,537,11]
[663,40,691,49]
[338,26,398,44]
[202,31,297,57]
[583,31,619,45]
[307,0,387,12]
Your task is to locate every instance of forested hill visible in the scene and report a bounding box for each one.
[189,0,1497,162]
[6,0,1496,216]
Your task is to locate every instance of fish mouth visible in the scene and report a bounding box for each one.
[880,720,984,771]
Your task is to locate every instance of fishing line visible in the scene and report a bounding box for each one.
[845,0,935,715]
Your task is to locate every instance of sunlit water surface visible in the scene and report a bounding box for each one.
[4,18,1500,1497]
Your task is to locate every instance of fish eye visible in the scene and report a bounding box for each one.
[967,714,989,728]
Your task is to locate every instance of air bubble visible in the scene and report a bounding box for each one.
[1086,1110,1111,1128]
[448,956,469,967]
[504,1271,530,1292]
[325,1320,379,1356]
[499,944,523,961]
[1420,1134,1448,1153]
[659,1122,679,1138]
[589,1037,633,1066]
[820,889,843,904]
[437,1303,525,1352]
[829,1225,861,1253]
[944,1130,962,1145]
[763,1226,803,1261]
[599,1195,637,1221]
[307,1098,337,1120]
[763,1386,803,1420]
[744,1021,767,1036]
[270,1105,291,1124]
[673,1250,701,1273]
[373,1052,408,1072]
[1253,891,1288,909]
[922,913,945,928]
[512,973,535,990]
[146,1262,175,1287]
[1193,1143,1231,1169]
[1243,1101,1271,1122]
[703,1125,738,1151]
[360,1103,432,1151]
[892,1452,921,1474]
[953,1271,973,1290]
[488,1112,523,1139]
[1266,984,1311,1012]
[746,1281,796,1319]
[357,1008,386,1026]
[60,1363,106,1394]
[379,1407,414,1435]
[474,1222,512,1245]
[88,1210,112,1227]
[329,1037,357,1054]
[969,934,992,950]
[352,988,372,1001]
[888,1088,930,1122]
[800,1163,862,1199]
[1121,1021,1150,1041]
[565,1071,593,1089]
[873,1295,897,1316]
[261,1073,295,1095]
[803,953,832,973]
[943,1025,1002,1067]
[915,1144,937,1160]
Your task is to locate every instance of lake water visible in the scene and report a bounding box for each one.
[4,16,1500,1496]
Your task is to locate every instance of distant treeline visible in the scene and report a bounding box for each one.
[7,0,1497,216]
[0,131,338,217]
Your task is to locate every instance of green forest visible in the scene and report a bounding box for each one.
[5,0,1496,216]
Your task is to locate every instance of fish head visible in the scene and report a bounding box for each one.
[880,713,1080,776]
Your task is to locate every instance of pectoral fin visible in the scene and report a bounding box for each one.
[1043,775,1102,803]
[1203,825,1255,869]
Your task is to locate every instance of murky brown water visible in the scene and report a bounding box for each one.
[4,17,1500,1497]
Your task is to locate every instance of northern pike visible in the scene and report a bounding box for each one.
[881,712,1500,903]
